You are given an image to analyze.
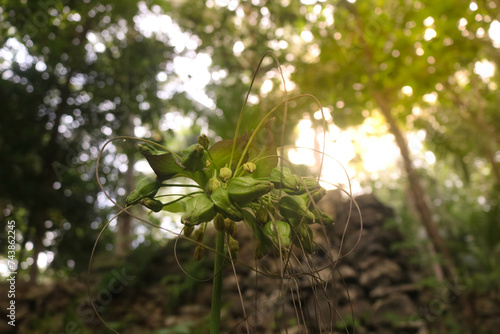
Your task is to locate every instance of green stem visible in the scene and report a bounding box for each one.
[210,230,225,334]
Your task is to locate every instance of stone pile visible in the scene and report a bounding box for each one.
[2,191,500,334]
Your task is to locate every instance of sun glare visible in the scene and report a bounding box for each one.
[489,20,500,48]
[288,112,426,195]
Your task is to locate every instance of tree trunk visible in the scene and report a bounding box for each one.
[115,115,135,258]
[349,4,456,282]
[29,226,43,282]
[373,92,456,281]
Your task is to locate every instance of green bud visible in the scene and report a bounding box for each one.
[270,166,292,186]
[312,208,335,225]
[278,195,315,223]
[219,166,232,182]
[302,178,321,192]
[228,235,239,253]
[193,228,204,242]
[270,167,299,192]
[206,173,221,195]
[292,223,315,254]
[198,133,210,150]
[140,198,164,212]
[264,220,291,248]
[255,240,269,259]
[284,175,302,194]
[255,205,269,226]
[227,176,273,205]
[126,177,162,206]
[285,178,321,195]
[184,225,195,237]
[138,143,162,155]
[211,187,243,221]
[194,245,205,261]
[243,162,256,174]
[224,218,236,236]
[214,214,225,231]
[310,186,326,203]
[181,194,216,226]
[182,144,207,172]
[300,186,326,207]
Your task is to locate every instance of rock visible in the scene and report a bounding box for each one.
[481,318,500,333]
[25,282,55,299]
[223,274,242,291]
[475,296,500,316]
[338,298,372,318]
[337,265,357,281]
[359,258,404,287]
[369,293,416,327]
[370,284,419,299]
[337,284,366,303]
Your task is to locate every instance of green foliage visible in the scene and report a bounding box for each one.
[127,130,333,259]
[160,263,208,311]
[0,0,197,277]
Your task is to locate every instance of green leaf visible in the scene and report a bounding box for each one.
[251,118,278,178]
[162,201,186,213]
[208,132,256,171]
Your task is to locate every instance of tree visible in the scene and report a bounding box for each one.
[0,0,195,279]
[287,0,499,281]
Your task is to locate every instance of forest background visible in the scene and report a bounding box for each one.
[0,0,499,333]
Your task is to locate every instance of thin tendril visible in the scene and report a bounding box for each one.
[229,50,279,169]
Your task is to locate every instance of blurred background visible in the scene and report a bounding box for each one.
[0,0,499,333]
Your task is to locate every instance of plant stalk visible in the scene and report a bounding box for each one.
[210,230,225,334]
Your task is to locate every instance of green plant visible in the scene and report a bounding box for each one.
[123,133,334,332]
[93,52,346,333]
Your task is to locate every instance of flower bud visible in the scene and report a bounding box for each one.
[270,167,299,191]
[255,205,269,226]
[126,177,162,206]
[206,173,221,195]
[255,241,269,259]
[214,214,225,231]
[193,228,204,242]
[219,166,232,182]
[138,143,161,155]
[181,194,216,226]
[183,225,195,237]
[302,178,321,192]
[278,195,315,223]
[243,162,256,174]
[300,186,326,207]
[292,223,315,254]
[313,208,335,225]
[224,218,236,236]
[211,187,243,221]
[228,235,239,254]
[194,245,205,261]
[140,198,164,212]
[198,133,210,150]
[182,144,207,172]
[227,176,273,205]
[264,220,291,249]
[310,186,326,203]
[286,178,321,195]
